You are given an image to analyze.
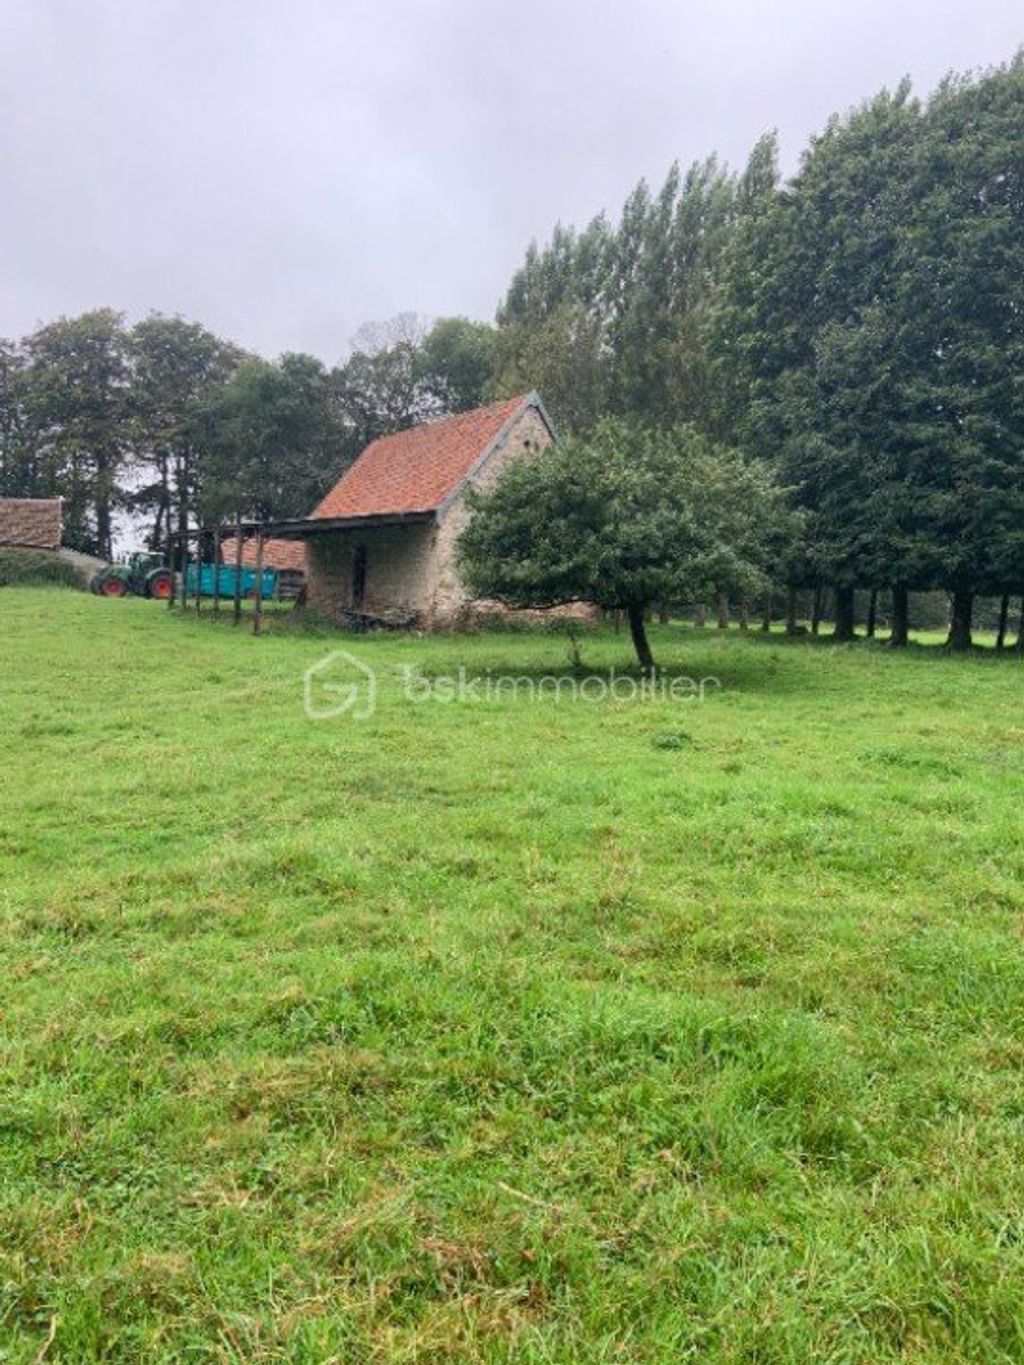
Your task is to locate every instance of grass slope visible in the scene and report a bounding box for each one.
[2,590,1024,1363]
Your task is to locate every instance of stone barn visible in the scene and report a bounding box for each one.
[272,392,557,628]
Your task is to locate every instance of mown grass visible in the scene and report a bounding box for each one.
[2,589,1024,1363]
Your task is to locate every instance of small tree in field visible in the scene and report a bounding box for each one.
[457,419,791,674]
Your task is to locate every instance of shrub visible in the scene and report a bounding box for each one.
[0,549,84,590]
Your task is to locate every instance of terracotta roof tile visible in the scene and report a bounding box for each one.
[220,534,306,572]
[0,497,62,550]
[314,395,530,519]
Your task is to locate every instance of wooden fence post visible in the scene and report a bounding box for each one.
[179,532,189,610]
[253,527,264,636]
[233,516,244,626]
[212,529,221,616]
[195,528,203,613]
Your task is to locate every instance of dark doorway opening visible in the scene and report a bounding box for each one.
[351,544,367,610]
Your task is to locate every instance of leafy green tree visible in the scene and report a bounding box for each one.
[129,314,242,553]
[495,139,776,437]
[713,59,1024,649]
[457,419,791,672]
[195,352,345,524]
[334,327,439,453]
[494,301,607,433]
[415,317,497,412]
[0,340,39,497]
[21,309,132,555]
[711,84,928,640]
[892,58,1024,646]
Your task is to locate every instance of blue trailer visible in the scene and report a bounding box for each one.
[185,563,278,599]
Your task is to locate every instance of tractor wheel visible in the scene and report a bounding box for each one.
[99,575,128,598]
[147,572,173,600]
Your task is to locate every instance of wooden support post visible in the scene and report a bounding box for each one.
[233,516,244,626]
[179,531,189,610]
[212,529,221,616]
[195,528,203,613]
[252,526,264,636]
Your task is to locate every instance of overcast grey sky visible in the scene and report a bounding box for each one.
[1,0,1020,361]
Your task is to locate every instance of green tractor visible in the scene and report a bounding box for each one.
[91,551,174,600]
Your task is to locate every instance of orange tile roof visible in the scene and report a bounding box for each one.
[221,534,306,572]
[314,395,531,520]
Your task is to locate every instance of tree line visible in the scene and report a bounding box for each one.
[486,54,1024,650]
[0,310,496,559]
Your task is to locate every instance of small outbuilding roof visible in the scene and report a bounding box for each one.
[312,392,549,521]
[0,497,62,550]
[220,534,306,572]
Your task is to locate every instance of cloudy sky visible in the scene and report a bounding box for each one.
[2,0,1020,361]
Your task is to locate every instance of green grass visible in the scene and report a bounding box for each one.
[3,589,1024,1363]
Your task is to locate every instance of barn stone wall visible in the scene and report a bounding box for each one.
[305,523,436,622]
[431,405,551,623]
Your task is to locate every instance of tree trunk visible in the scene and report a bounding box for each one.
[833,585,855,642]
[150,505,163,555]
[628,603,656,676]
[158,454,171,558]
[176,461,189,573]
[866,589,878,639]
[738,598,750,631]
[889,583,909,648]
[658,603,669,625]
[95,489,112,562]
[761,594,772,632]
[996,593,1010,650]
[811,586,823,635]
[693,602,707,628]
[785,585,799,635]
[1016,596,1024,657]
[947,587,974,652]
[716,590,729,630]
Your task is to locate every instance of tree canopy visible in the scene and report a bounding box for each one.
[457,419,792,671]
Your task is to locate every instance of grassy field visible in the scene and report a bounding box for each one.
[2,588,1024,1363]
